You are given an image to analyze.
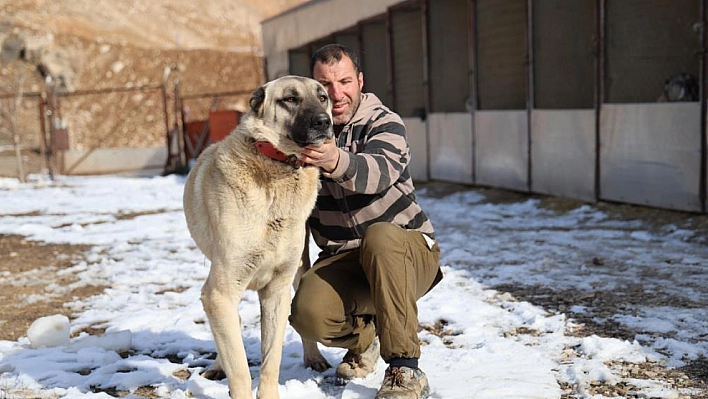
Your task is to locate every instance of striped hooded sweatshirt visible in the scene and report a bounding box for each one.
[309,92,435,256]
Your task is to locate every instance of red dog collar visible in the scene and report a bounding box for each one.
[252,141,306,168]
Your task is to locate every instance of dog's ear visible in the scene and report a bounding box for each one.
[249,85,266,115]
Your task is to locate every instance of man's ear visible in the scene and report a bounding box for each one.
[249,85,266,114]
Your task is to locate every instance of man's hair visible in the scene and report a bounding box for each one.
[310,44,361,76]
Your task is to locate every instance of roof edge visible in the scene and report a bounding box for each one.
[261,0,329,24]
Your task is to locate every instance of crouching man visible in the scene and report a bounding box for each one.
[291,44,443,399]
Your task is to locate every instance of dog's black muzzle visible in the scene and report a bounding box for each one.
[312,112,332,133]
[293,111,334,147]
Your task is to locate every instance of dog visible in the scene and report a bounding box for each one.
[658,73,699,102]
[183,75,334,399]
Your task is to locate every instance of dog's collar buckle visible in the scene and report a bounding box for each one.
[252,140,305,169]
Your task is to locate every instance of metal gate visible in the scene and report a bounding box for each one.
[1,81,169,178]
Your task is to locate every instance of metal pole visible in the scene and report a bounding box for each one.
[37,96,50,177]
[11,75,26,183]
[469,0,478,183]
[45,77,59,176]
[386,8,395,109]
[594,0,606,203]
[700,0,707,213]
[526,0,533,193]
[173,78,185,169]
[55,85,162,97]
[161,67,172,173]
[421,0,431,182]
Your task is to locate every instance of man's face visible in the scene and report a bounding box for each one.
[312,56,364,126]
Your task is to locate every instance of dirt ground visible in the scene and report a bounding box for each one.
[0,234,105,341]
[1,184,706,398]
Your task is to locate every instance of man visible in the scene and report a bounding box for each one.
[291,43,443,399]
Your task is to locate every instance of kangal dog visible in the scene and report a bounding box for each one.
[183,76,333,399]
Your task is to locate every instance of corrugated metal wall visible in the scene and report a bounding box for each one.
[476,0,527,110]
[361,20,390,106]
[428,0,474,184]
[606,0,700,103]
[530,0,597,201]
[405,118,429,182]
[309,40,332,56]
[428,0,469,113]
[288,48,310,77]
[474,0,529,191]
[533,0,595,109]
[600,0,704,212]
[267,0,708,213]
[333,32,360,55]
[391,5,425,117]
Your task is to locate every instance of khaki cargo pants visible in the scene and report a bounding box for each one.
[290,222,442,361]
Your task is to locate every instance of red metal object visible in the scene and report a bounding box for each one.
[182,110,242,161]
[208,110,241,143]
[184,120,209,160]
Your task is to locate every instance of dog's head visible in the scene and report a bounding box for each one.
[248,76,334,148]
[662,73,698,102]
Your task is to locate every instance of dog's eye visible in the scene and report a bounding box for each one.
[319,95,327,103]
[277,96,297,105]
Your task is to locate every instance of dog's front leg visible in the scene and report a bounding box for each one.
[256,281,292,399]
[294,228,331,372]
[201,273,252,399]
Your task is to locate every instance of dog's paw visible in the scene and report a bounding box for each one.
[202,368,227,380]
[305,357,331,372]
[302,338,330,372]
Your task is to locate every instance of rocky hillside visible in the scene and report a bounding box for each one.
[0,0,309,154]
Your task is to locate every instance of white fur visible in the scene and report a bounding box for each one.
[183,76,331,399]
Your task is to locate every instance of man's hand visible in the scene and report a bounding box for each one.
[301,138,340,173]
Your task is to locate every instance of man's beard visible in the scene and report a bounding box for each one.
[333,94,362,126]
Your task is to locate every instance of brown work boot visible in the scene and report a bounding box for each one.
[335,337,380,385]
[375,366,431,399]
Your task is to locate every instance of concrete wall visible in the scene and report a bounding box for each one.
[428,113,473,184]
[474,111,529,192]
[531,110,596,202]
[60,147,167,176]
[600,103,702,212]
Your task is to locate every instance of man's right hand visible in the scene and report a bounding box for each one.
[301,138,340,173]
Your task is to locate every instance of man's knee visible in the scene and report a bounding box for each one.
[290,274,338,342]
[361,222,402,256]
[289,307,320,342]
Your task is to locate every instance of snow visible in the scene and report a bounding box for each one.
[27,315,71,349]
[0,174,706,399]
